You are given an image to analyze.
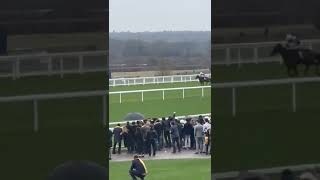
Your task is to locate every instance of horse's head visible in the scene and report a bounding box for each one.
[195,75,199,79]
[270,43,284,56]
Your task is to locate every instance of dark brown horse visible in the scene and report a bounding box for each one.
[195,75,211,85]
[271,43,320,76]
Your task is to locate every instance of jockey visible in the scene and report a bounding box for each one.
[199,72,205,78]
[285,33,304,58]
[285,33,301,50]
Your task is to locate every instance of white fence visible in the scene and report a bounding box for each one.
[0,50,107,79]
[1,39,320,79]
[109,113,211,126]
[214,77,320,117]
[212,39,320,67]
[109,74,211,87]
[0,90,107,132]
[109,86,211,103]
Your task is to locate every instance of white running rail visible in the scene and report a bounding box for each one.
[0,50,107,79]
[214,77,320,117]
[1,39,320,79]
[109,74,211,87]
[212,39,320,67]
[2,77,320,132]
[109,113,211,126]
[109,86,211,103]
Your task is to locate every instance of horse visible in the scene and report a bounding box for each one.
[270,43,320,76]
[195,75,211,85]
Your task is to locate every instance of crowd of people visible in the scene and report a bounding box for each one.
[108,114,212,159]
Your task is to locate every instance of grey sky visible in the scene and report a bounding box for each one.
[109,0,211,32]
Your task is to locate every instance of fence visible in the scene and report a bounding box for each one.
[109,74,211,87]
[0,90,107,132]
[212,39,320,67]
[2,39,320,79]
[109,113,211,126]
[109,86,211,103]
[214,77,320,117]
[0,50,107,79]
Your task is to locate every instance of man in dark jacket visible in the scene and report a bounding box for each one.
[146,125,158,156]
[154,120,163,150]
[163,117,171,148]
[129,155,148,180]
[113,124,122,154]
[183,119,193,149]
[170,121,181,153]
[126,122,135,154]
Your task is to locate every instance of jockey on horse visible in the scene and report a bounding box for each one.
[285,33,305,59]
[199,72,209,81]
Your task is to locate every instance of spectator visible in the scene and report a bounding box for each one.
[170,121,181,153]
[129,155,148,180]
[163,117,171,148]
[141,121,150,155]
[126,122,135,154]
[135,124,144,156]
[203,118,211,133]
[154,119,163,150]
[204,131,210,155]
[146,125,158,156]
[112,124,122,154]
[183,118,193,150]
[194,120,204,154]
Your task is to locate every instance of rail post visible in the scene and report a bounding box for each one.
[33,100,39,132]
[232,87,236,117]
[292,83,296,112]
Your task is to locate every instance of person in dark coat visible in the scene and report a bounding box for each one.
[176,119,183,149]
[154,119,163,150]
[112,124,122,154]
[146,125,158,156]
[183,118,193,149]
[135,126,144,156]
[129,155,148,180]
[140,122,150,155]
[131,121,138,153]
[163,117,171,148]
[126,122,135,154]
[170,121,181,153]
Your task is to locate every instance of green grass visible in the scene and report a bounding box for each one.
[109,88,211,122]
[0,72,107,180]
[109,81,201,92]
[212,63,320,172]
[109,159,211,180]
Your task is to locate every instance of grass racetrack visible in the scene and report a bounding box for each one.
[0,72,107,180]
[212,62,320,172]
[109,159,211,180]
[109,82,211,122]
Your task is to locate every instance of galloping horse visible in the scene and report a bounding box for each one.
[195,75,211,85]
[270,43,320,76]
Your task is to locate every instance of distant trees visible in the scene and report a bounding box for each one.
[110,39,210,58]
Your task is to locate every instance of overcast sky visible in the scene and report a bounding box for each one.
[109,0,211,32]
